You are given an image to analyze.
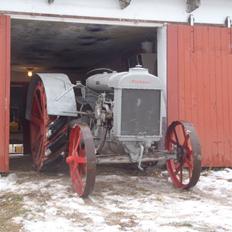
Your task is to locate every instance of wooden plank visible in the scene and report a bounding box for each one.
[0,15,10,173]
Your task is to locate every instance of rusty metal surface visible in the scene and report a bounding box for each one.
[167,24,232,167]
[0,15,10,173]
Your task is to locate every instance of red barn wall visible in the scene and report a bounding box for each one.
[0,15,10,173]
[167,24,232,167]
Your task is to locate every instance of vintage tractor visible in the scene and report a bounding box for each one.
[25,66,201,197]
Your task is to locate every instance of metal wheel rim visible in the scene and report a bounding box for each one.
[165,121,201,189]
[67,123,96,197]
[30,81,48,170]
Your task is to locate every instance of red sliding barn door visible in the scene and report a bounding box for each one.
[167,24,232,167]
[0,15,10,173]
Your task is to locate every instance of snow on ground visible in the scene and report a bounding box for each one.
[0,167,232,232]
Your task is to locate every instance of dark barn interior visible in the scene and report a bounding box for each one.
[10,19,158,155]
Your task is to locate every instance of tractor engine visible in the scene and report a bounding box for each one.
[77,66,164,167]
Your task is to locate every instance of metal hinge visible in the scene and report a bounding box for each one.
[186,0,201,13]
[119,0,132,9]
[48,0,54,4]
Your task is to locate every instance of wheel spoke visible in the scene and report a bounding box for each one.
[173,129,180,145]
[170,138,178,145]
[174,163,182,175]
[74,133,81,151]
[70,164,83,194]
[75,156,87,164]
[184,157,193,170]
[183,135,192,153]
[179,167,183,184]
[37,142,44,161]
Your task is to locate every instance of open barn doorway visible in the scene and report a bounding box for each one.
[8,18,166,172]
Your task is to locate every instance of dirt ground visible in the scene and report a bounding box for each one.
[0,156,232,232]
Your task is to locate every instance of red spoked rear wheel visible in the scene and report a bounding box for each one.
[165,121,201,189]
[66,122,96,198]
[30,80,49,170]
[30,80,68,171]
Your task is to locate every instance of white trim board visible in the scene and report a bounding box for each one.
[0,0,232,26]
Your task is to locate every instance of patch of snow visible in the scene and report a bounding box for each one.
[0,173,17,191]
[197,168,232,198]
[23,217,85,232]
[1,169,232,231]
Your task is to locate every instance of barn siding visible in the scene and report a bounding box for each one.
[167,24,232,167]
[0,15,10,173]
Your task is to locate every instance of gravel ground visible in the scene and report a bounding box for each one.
[0,157,232,232]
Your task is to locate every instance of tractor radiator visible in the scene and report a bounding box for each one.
[121,89,161,136]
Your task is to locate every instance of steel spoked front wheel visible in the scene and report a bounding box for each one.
[165,121,201,189]
[66,122,96,198]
